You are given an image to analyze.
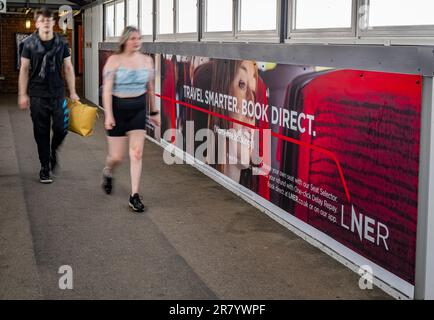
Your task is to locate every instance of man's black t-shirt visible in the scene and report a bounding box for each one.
[21,34,71,98]
[42,38,55,51]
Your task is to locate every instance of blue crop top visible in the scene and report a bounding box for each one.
[112,67,154,96]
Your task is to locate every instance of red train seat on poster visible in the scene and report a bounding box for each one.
[287,69,421,284]
[161,57,177,135]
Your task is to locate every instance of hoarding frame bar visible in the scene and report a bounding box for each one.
[99,41,434,76]
[415,77,434,300]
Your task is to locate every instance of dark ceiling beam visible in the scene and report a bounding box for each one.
[81,0,103,10]
[68,0,93,7]
[7,2,81,10]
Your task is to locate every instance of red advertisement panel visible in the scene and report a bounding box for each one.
[160,55,421,285]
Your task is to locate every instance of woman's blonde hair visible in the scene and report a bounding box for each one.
[118,26,140,53]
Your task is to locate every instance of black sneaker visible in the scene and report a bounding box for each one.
[102,169,113,195]
[129,193,146,212]
[39,166,53,184]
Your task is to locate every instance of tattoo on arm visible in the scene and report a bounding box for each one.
[103,70,115,81]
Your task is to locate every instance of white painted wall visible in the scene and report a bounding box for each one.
[84,8,91,102]
[84,4,102,105]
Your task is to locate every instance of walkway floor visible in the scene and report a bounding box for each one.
[0,95,390,299]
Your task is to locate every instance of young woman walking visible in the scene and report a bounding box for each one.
[101,26,158,212]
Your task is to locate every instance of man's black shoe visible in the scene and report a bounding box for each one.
[39,166,53,184]
[129,193,146,212]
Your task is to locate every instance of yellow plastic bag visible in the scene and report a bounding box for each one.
[66,98,98,137]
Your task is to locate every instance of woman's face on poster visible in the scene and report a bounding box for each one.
[230,61,257,120]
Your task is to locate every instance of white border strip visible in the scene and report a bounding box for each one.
[147,136,413,299]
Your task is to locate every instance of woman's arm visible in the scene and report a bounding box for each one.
[102,55,118,129]
[145,55,157,113]
[147,80,156,113]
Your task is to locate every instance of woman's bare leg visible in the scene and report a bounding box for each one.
[127,130,146,195]
[105,136,128,174]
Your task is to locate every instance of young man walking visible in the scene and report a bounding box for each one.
[18,8,79,183]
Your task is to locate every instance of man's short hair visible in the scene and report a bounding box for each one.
[34,8,54,22]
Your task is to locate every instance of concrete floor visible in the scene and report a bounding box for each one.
[0,94,391,299]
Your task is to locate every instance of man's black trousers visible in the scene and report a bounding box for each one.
[30,97,69,167]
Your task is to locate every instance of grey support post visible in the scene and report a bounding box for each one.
[415,77,434,300]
